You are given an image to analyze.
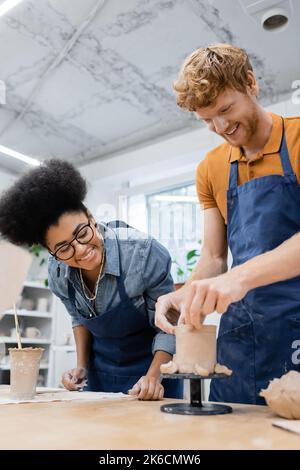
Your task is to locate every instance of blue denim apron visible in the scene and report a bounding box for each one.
[210,126,300,404]
[68,243,183,398]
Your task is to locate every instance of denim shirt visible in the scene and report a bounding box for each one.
[48,221,176,355]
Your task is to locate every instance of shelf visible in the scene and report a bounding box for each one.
[0,337,51,344]
[4,309,52,318]
[0,363,49,370]
[52,345,76,352]
[23,281,49,289]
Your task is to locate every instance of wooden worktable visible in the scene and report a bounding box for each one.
[0,397,299,450]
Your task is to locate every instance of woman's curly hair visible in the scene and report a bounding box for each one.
[173,44,253,111]
[0,159,87,247]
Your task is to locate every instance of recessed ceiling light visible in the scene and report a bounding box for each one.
[0,145,40,166]
[261,8,289,31]
[239,0,292,33]
[0,0,23,18]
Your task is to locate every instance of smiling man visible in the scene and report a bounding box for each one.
[155,44,300,404]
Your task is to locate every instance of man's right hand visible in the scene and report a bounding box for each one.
[61,367,87,391]
[155,287,188,334]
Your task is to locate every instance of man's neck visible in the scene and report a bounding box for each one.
[242,111,273,159]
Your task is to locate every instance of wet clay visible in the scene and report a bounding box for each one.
[175,324,216,373]
[214,363,232,376]
[9,347,44,400]
[160,324,232,376]
[260,370,300,419]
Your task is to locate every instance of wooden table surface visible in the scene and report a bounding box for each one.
[0,397,299,450]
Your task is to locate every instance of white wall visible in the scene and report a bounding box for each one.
[81,94,300,217]
[0,169,16,193]
[81,126,220,218]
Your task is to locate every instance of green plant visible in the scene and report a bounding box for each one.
[173,244,201,280]
[29,245,49,287]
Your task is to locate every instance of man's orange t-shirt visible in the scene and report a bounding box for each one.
[196,113,300,225]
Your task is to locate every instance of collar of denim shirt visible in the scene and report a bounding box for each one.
[64,222,121,283]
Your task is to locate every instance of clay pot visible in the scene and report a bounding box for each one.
[175,324,216,374]
[9,347,44,400]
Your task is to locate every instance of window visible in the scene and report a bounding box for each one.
[147,184,202,282]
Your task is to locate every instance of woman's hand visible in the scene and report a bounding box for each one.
[61,366,87,391]
[128,375,164,400]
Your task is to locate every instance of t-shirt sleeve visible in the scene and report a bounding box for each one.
[196,156,217,210]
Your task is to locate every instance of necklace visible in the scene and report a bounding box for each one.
[79,246,105,301]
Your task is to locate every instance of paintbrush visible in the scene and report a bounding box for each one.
[13,303,22,349]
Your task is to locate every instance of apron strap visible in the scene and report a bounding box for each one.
[105,219,132,301]
[106,220,133,301]
[228,125,294,189]
[115,240,129,302]
[68,281,75,303]
[228,160,238,190]
[278,128,294,177]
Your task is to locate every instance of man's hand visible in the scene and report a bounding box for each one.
[128,375,164,400]
[155,287,188,334]
[182,272,248,328]
[61,367,87,391]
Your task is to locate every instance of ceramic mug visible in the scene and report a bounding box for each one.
[37,298,48,312]
[24,327,41,339]
[10,328,22,338]
[21,298,35,310]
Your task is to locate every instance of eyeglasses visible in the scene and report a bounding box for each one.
[50,221,95,261]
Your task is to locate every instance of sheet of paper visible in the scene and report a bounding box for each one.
[0,241,32,314]
[0,386,130,405]
[272,419,300,435]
